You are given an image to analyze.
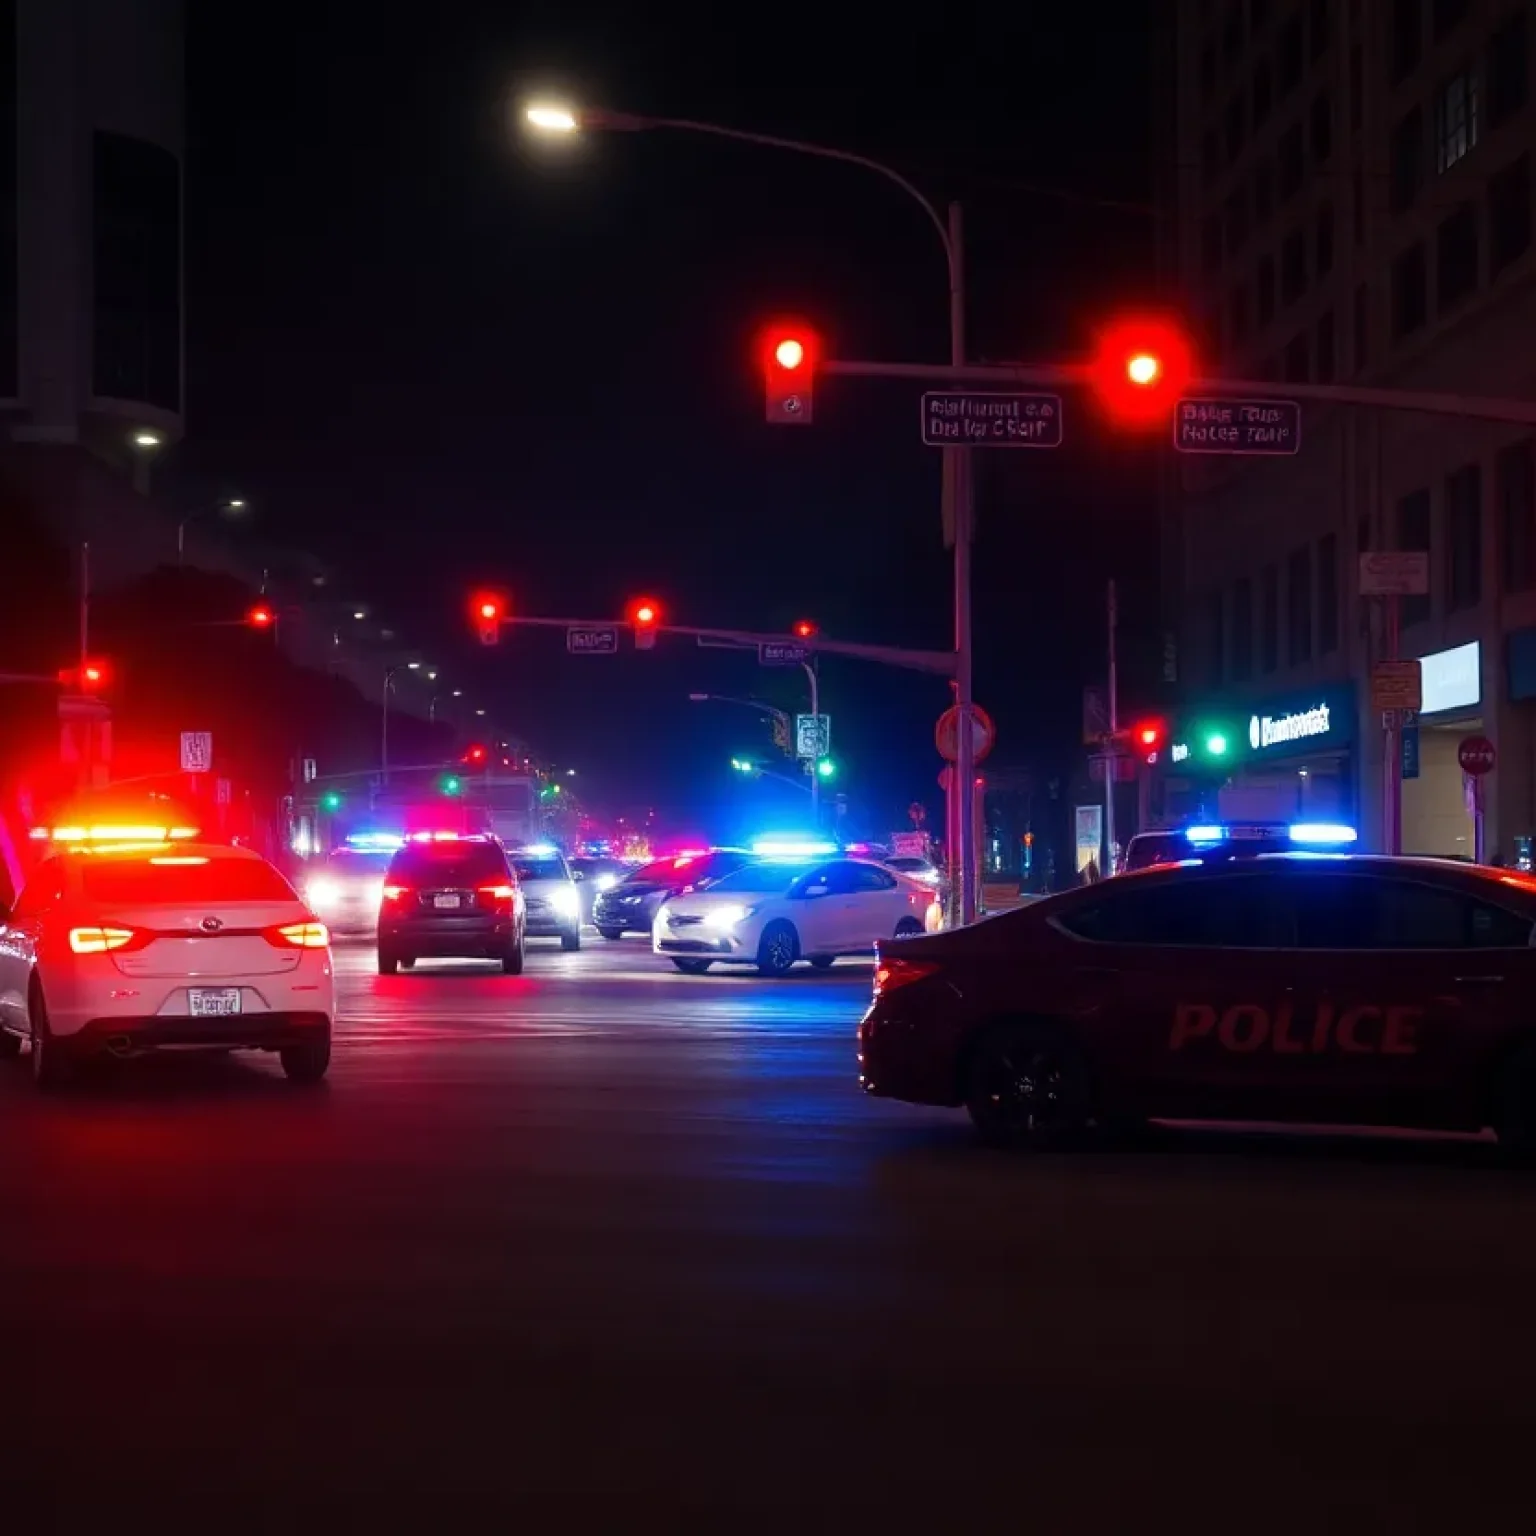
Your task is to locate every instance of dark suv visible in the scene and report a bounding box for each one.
[377,835,525,974]
[592,849,751,939]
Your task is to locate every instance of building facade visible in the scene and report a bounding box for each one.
[1166,0,1536,862]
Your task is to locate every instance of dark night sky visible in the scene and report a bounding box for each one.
[175,3,1164,838]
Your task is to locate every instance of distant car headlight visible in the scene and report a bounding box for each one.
[305,877,341,911]
[595,872,619,891]
[362,880,385,910]
[703,903,756,930]
[551,886,580,917]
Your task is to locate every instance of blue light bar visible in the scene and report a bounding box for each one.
[1185,825,1228,844]
[521,843,558,856]
[345,831,404,851]
[1289,822,1358,845]
[751,837,837,858]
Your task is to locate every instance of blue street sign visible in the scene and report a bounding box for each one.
[1402,725,1420,780]
[758,641,811,666]
[1173,397,1301,455]
[566,626,619,656]
[920,392,1063,448]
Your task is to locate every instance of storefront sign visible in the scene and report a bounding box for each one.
[1418,641,1480,714]
[1249,702,1333,751]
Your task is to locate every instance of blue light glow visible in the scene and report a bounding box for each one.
[751,837,837,858]
[521,843,558,856]
[1289,822,1358,845]
[345,831,404,851]
[1185,825,1228,844]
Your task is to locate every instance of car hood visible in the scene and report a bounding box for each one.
[661,888,787,918]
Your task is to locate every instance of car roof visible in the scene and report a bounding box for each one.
[1112,850,1536,893]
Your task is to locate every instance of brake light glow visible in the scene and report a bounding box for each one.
[409,831,461,843]
[478,884,516,900]
[69,926,137,954]
[382,885,410,902]
[266,922,330,949]
[873,957,940,995]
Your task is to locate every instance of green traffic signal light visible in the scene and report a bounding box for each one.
[442,774,463,795]
[319,790,342,812]
[1205,732,1229,757]
[816,758,836,779]
[731,758,754,774]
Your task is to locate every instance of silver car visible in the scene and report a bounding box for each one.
[511,847,582,950]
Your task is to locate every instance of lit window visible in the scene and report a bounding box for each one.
[1436,68,1480,173]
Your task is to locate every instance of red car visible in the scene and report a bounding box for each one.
[859,853,1536,1152]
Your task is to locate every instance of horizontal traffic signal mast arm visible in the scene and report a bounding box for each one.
[821,357,1536,427]
[491,614,956,677]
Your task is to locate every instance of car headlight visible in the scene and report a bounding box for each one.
[363,880,385,909]
[703,903,756,930]
[551,886,580,917]
[305,877,341,911]
[595,872,618,892]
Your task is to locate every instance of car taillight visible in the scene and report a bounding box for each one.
[873,957,940,996]
[68,925,138,955]
[382,885,410,902]
[264,922,330,949]
[478,883,516,902]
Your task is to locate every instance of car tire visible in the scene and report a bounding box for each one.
[280,1028,331,1084]
[894,918,925,938]
[501,936,525,975]
[399,957,416,970]
[561,929,582,952]
[964,1020,1093,1149]
[672,958,712,975]
[808,955,836,971]
[0,1024,20,1060]
[29,981,71,1092]
[1496,1042,1536,1161]
[756,921,799,978]
[377,949,398,975]
[598,927,624,941]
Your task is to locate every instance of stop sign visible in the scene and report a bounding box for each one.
[1458,735,1496,776]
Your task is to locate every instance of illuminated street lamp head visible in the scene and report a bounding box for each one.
[226,498,247,510]
[1126,353,1160,386]
[525,103,578,133]
[407,661,421,671]
[131,430,162,448]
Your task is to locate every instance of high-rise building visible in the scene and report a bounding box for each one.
[1162,0,1536,862]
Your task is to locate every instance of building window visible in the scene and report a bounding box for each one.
[1202,214,1224,275]
[1230,283,1252,344]
[1258,253,1277,321]
[1436,202,1480,310]
[1316,308,1336,381]
[1316,202,1335,275]
[1397,488,1432,627]
[1498,439,1536,592]
[1433,0,1469,40]
[1255,159,1275,224]
[1349,45,1363,133]
[1287,545,1314,665]
[1353,282,1369,370]
[1224,185,1251,255]
[1278,122,1305,199]
[1278,14,1304,94]
[1261,564,1280,672]
[1310,91,1333,164]
[1309,0,1330,60]
[1490,153,1531,273]
[1284,331,1310,380]
[1444,463,1482,613]
[1436,68,1481,173]
[1225,92,1248,160]
[1281,228,1307,302]
[1253,56,1274,124]
[1232,576,1254,681]
[92,131,183,413]
[1392,0,1423,83]
[1318,533,1339,653]
[1392,242,1428,338]
[1390,106,1424,211]
[1489,12,1528,129]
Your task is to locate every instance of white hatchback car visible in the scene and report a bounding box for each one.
[0,841,334,1088]
[653,856,940,976]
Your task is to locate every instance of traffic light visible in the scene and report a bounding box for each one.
[815,758,836,779]
[441,773,463,796]
[59,659,111,692]
[1090,315,1194,428]
[463,743,488,768]
[762,324,817,425]
[731,758,759,776]
[1132,719,1165,764]
[319,790,343,813]
[792,619,817,640]
[1204,730,1230,758]
[247,602,275,628]
[470,591,506,646]
[628,596,662,650]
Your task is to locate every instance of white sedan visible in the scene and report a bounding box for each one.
[0,840,334,1089]
[653,856,940,976]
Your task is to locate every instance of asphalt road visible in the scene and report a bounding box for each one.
[3,935,1536,1532]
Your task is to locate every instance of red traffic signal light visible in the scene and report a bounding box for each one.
[792,619,817,640]
[1132,718,1165,761]
[761,323,817,426]
[470,591,506,646]
[59,659,110,692]
[247,603,275,628]
[628,596,662,650]
[463,743,488,767]
[1090,315,1194,429]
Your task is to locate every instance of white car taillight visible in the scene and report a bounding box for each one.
[264,922,330,949]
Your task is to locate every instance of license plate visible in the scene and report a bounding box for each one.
[188,988,241,1017]
[434,894,461,910]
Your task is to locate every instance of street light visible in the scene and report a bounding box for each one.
[531,102,977,920]
[177,497,247,566]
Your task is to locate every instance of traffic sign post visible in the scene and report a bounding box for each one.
[1370,660,1422,713]
[1172,398,1301,455]
[936,703,995,764]
[795,714,830,760]
[920,392,1063,448]
[566,626,619,656]
[758,641,811,667]
[1459,735,1496,864]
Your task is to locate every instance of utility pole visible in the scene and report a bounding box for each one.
[1105,579,1118,875]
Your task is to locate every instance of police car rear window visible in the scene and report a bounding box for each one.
[80,858,296,906]
[389,842,507,883]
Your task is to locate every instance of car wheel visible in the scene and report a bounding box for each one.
[756,921,799,978]
[399,957,416,970]
[501,936,525,975]
[280,1028,331,1084]
[894,917,925,938]
[598,927,624,941]
[1497,1042,1536,1161]
[964,1021,1093,1149]
[29,981,71,1092]
[0,1023,20,1060]
[561,928,582,952]
[377,947,398,975]
[808,955,835,971]
[672,958,712,975]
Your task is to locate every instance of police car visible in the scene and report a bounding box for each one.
[1122,819,1358,870]
[859,850,1536,1155]
[0,826,334,1088]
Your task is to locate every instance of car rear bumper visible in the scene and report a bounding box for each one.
[66,1011,331,1056]
[857,1002,964,1107]
[379,916,515,956]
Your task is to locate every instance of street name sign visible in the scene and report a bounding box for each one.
[921,391,1063,448]
[566,626,619,656]
[1173,397,1301,455]
[758,641,811,666]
